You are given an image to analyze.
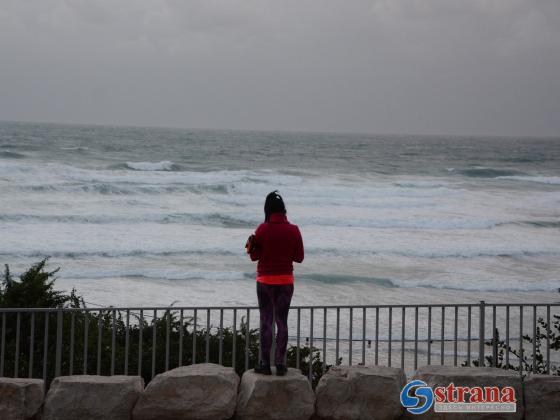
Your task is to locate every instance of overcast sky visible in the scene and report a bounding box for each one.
[1,0,559,136]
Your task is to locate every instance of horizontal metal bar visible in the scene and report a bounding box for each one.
[1,302,558,313]
[286,335,483,343]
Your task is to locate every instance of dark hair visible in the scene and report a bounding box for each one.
[264,190,286,222]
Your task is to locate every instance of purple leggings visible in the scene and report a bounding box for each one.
[256,282,294,366]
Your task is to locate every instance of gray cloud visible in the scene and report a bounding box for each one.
[1,0,559,136]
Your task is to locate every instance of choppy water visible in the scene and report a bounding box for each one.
[1,121,559,306]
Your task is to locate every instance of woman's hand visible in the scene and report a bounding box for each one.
[245,234,256,254]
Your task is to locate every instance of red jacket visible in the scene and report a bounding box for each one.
[250,213,304,276]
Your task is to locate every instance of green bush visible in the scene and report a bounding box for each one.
[463,318,560,375]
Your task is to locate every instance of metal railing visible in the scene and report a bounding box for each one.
[0,302,558,387]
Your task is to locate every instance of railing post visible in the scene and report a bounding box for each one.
[271,310,276,367]
[492,306,498,367]
[1,313,5,377]
[478,301,485,367]
[55,308,63,378]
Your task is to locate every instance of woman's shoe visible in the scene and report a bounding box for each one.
[253,363,272,375]
[275,364,287,376]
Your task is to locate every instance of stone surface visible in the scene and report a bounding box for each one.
[524,374,560,420]
[43,375,144,420]
[0,378,44,420]
[236,368,315,420]
[314,365,406,420]
[410,366,523,419]
[133,363,239,420]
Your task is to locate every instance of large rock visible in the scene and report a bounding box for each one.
[0,378,44,420]
[236,368,315,420]
[132,363,239,420]
[43,375,144,420]
[410,366,523,419]
[524,374,560,420]
[314,365,406,420]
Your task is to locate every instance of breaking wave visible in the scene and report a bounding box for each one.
[455,167,525,178]
[61,268,250,282]
[124,161,180,171]
[0,151,26,159]
[497,176,560,185]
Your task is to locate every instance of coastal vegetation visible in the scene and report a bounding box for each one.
[466,321,560,375]
[1,259,329,387]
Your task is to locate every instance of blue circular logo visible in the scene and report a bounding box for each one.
[400,380,434,415]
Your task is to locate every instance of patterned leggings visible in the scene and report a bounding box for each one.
[256,282,294,366]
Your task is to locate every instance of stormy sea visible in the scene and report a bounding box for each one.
[1,120,559,308]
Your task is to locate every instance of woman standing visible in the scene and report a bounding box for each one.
[246,191,304,375]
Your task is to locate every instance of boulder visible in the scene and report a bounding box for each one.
[410,365,523,420]
[314,365,406,420]
[132,363,239,420]
[524,374,560,420]
[236,368,315,420]
[0,378,44,420]
[43,375,144,420]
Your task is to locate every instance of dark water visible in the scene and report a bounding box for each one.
[2,121,559,176]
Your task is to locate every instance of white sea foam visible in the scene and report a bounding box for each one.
[53,269,558,292]
[1,148,559,304]
[388,277,560,292]
[60,267,248,282]
[60,146,89,151]
[497,176,560,185]
[394,181,449,188]
[125,161,176,171]
[2,218,559,261]
[0,212,507,230]
[0,161,304,193]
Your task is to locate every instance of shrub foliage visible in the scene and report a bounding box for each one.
[463,317,560,375]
